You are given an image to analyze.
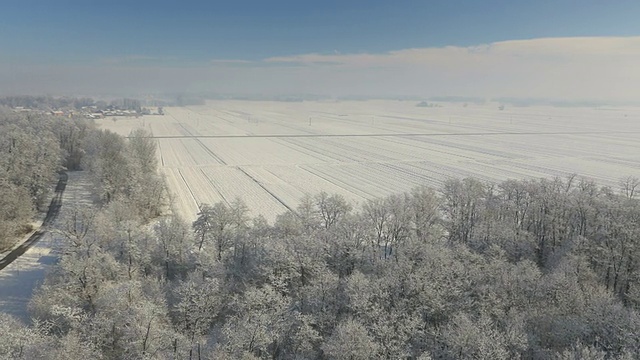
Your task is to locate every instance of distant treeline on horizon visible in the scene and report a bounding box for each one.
[1,94,637,109]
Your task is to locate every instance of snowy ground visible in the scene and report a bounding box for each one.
[0,171,93,323]
[98,100,640,223]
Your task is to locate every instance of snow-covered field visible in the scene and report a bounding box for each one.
[98,100,640,223]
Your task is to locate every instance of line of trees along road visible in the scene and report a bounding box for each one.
[2,159,640,359]
[0,106,166,252]
[0,108,94,251]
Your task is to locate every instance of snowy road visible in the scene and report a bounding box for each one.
[0,173,66,272]
[0,171,93,323]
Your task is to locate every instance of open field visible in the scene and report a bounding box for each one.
[98,100,640,222]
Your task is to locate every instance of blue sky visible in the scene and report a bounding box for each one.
[2,0,639,63]
[1,0,639,99]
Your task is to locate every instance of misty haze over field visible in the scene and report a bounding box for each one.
[2,36,639,103]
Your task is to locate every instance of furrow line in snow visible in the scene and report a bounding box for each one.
[177,169,200,209]
[299,165,371,200]
[176,121,228,165]
[127,130,640,139]
[235,166,295,213]
[198,168,231,206]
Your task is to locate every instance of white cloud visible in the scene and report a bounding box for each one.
[264,36,640,65]
[253,36,640,101]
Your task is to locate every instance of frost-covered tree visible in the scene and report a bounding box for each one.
[315,192,352,230]
[442,178,486,244]
[321,319,379,360]
[192,199,249,259]
[84,129,130,204]
[16,171,640,359]
[153,215,193,279]
[0,181,34,249]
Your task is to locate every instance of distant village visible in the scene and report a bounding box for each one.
[11,105,164,119]
[2,95,164,119]
[80,105,164,119]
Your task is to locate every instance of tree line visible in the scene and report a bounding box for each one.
[0,108,94,250]
[0,106,164,251]
[2,178,640,357]
[0,95,146,112]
